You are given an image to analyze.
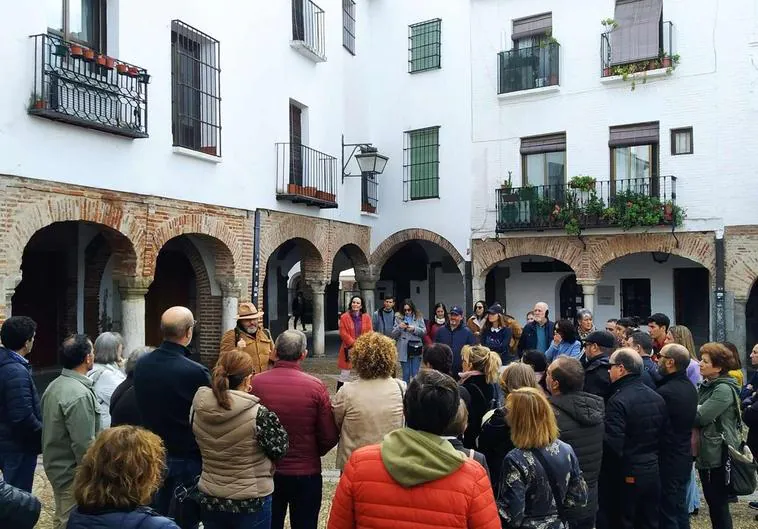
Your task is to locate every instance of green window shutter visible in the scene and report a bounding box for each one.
[409,127,439,200]
[409,19,441,73]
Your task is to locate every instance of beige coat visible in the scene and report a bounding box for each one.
[192,387,273,500]
[332,377,406,470]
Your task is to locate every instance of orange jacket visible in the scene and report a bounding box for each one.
[338,312,373,370]
[327,445,500,529]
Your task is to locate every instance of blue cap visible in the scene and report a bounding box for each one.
[449,306,464,316]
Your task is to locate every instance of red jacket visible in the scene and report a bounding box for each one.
[338,312,373,370]
[251,361,338,475]
[327,445,500,529]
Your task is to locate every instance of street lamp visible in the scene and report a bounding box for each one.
[342,135,389,182]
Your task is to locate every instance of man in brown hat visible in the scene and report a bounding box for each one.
[219,302,274,373]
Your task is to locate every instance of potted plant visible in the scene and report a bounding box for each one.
[116,63,129,75]
[82,48,95,61]
[70,44,83,58]
[287,183,304,195]
[127,66,140,78]
[302,186,317,197]
[601,18,619,33]
[362,203,376,214]
[96,54,107,67]
[28,92,45,110]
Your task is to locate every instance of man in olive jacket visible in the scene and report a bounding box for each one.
[41,335,101,529]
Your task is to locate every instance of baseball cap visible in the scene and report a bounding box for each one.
[449,306,464,316]
[487,304,504,315]
[583,330,616,349]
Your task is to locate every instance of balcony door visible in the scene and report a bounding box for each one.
[289,103,303,186]
[609,122,660,196]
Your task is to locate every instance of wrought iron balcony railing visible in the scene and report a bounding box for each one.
[276,143,338,209]
[498,42,560,94]
[361,173,378,214]
[292,0,326,61]
[29,33,149,138]
[601,21,674,77]
[496,176,679,234]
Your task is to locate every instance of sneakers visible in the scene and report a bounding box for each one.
[749,501,758,510]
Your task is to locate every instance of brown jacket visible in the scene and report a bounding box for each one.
[192,387,273,500]
[220,326,273,374]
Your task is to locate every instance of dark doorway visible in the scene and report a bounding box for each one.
[674,268,710,346]
[559,274,583,320]
[620,278,651,320]
[746,282,758,360]
[145,249,197,348]
[380,242,428,307]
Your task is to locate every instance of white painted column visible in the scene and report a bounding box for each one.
[577,279,599,316]
[306,279,328,358]
[119,279,150,357]
[219,278,242,334]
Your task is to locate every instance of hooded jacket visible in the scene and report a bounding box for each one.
[0,347,42,455]
[695,375,742,470]
[550,392,604,522]
[327,428,500,529]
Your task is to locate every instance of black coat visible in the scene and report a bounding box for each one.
[110,377,142,428]
[0,348,42,455]
[517,319,555,354]
[550,392,604,522]
[460,374,493,449]
[742,389,758,458]
[477,407,514,489]
[656,370,698,479]
[0,477,40,529]
[447,437,490,478]
[133,342,211,458]
[583,353,611,400]
[604,374,668,477]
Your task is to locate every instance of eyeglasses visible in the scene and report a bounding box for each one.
[608,362,620,367]
[404,309,412,313]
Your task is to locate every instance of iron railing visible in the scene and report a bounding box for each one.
[361,173,378,213]
[409,19,442,73]
[498,42,560,94]
[292,0,326,60]
[601,21,673,76]
[276,143,338,208]
[496,176,677,232]
[29,33,148,138]
[343,0,356,54]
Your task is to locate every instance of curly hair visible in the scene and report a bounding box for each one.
[73,426,166,510]
[352,332,397,379]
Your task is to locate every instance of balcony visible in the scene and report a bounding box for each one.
[601,21,675,79]
[498,42,560,95]
[361,174,378,214]
[29,33,148,138]
[276,143,338,209]
[495,176,680,234]
[291,0,326,62]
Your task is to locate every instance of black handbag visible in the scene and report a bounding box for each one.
[407,342,423,357]
[723,389,758,495]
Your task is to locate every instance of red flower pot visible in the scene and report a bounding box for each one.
[70,45,83,58]
[96,55,107,66]
[287,184,303,195]
[127,66,140,77]
[116,63,129,75]
[82,48,95,62]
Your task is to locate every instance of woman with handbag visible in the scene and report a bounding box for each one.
[391,299,426,383]
[694,342,742,529]
[337,295,373,391]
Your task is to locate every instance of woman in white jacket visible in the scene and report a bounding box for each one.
[88,332,126,428]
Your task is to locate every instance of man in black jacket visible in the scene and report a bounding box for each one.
[0,477,40,529]
[581,331,615,399]
[629,331,660,388]
[134,306,210,528]
[547,356,604,529]
[656,344,698,529]
[598,348,668,529]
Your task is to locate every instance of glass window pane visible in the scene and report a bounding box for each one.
[69,0,96,45]
[545,151,566,187]
[614,145,651,193]
[47,0,63,32]
[525,153,546,186]
[675,131,691,154]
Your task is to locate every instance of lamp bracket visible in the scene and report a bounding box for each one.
[342,134,375,182]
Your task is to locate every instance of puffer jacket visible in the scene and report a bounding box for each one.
[65,506,178,529]
[656,371,698,478]
[0,477,40,529]
[604,374,668,477]
[695,375,742,470]
[327,429,500,529]
[549,392,604,521]
[0,347,42,454]
[251,360,338,475]
[220,326,273,375]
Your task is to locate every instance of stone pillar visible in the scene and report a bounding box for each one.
[0,275,21,324]
[471,272,486,309]
[118,278,151,357]
[354,264,380,316]
[576,279,599,315]
[732,296,748,355]
[306,279,328,357]
[218,278,242,334]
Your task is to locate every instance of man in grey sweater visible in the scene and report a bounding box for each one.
[372,296,397,337]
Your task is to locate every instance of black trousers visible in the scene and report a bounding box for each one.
[271,473,322,529]
[598,471,660,529]
[659,469,690,529]
[699,467,733,529]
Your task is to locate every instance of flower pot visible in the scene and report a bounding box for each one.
[603,67,611,77]
[116,63,129,75]
[199,146,217,156]
[32,99,45,110]
[662,57,672,68]
[287,184,304,195]
[53,44,69,57]
[104,57,115,69]
[82,48,95,62]
[324,193,336,203]
[362,203,376,214]
[302,186,317,197]
[549,74,559,85]
[500,192,518,203]
[70,45,83,58]
[127,67,140,77]
[96,55,107,66]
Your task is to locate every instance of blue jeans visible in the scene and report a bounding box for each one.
[203,495,272,529]
[686,464,700,512]
[0,451,37,492]
[401,355,421,383]
[271,474,321,529]
[152,456,202,529]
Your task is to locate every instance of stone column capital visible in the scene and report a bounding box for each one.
[217,276,242,298]
[358,280,377,291]
[576,278,599,294]
[305,279,329,295]
[354,264,380,284]
[118,277,152,298]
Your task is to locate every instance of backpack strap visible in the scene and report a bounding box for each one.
[532,448,567,520]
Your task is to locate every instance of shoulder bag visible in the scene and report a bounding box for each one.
[722,389,758,495]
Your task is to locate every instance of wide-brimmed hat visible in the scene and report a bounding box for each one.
[237,302,264,320]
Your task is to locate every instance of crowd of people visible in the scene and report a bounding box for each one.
[0,297,756,529]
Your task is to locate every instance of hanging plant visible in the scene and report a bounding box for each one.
[568,175,597,192]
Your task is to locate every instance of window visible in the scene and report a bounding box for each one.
[610,122,659,192]
[408,19,441,73]
[610,0,663,65]
[47,0,107,51]
[671,127,693,155]
[404,127,440,200]
[343,0,356,54]
[171,21,221,157]
[520,133,566,189]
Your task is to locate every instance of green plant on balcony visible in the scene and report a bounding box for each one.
[601,18,619,32]
[605,189,685,231]
[538,30,560,48]
[568,175,597,191]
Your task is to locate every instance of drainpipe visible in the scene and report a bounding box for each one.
[714,232,726,342]
[464,261,473,316]
[252,209,262,307]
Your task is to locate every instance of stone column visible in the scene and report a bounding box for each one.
[576,278,599,315]
[354,264,380,316]
[119,278,151,357]
[306,279,328,358]
[0,275,21,324]
[471,272,486,308]
[731,296,748,353]
[218,278,242,334]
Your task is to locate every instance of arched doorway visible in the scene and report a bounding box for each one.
[328,244,369,329]
[747,281,758,355]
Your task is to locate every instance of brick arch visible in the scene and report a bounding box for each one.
[371,229,465,270]
[259,211,328,283]
[148,214,241,279]
[588,232,716,279]
[331,243,369,279]
[5,197,141,278]
[473,237,584,278]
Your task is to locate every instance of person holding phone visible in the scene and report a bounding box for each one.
[392,299,426,383]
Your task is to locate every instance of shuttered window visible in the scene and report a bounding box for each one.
[512,13,552,40]
[609,122,659,147]
[611,0,663,65]
[520,132,566,154]
[521,133,566,187]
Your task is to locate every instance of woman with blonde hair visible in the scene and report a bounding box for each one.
[668,325,701,385]
[332,332,406,471]
[478,362,539,488]
[65,425,179,528]
[192,349,288,528]
[497,387,587,529]
[459,345,500,449]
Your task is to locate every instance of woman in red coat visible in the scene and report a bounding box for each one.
[337,295,373,390]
